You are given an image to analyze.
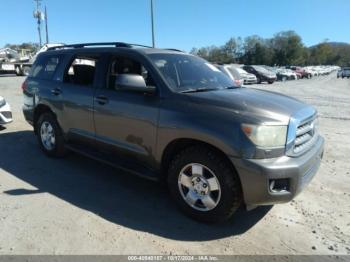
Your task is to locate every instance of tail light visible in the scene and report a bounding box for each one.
[21,81,27,92]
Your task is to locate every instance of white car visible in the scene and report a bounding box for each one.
[215,64,244,87]
[235,67,257,84]
[0,96,12,125]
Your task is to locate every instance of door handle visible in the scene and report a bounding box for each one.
[51,88,62,96]
[95,95,109,105]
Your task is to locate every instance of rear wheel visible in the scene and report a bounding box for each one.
[167,146,242,223]
[36,112,66,157]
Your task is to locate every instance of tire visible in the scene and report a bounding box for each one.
[36,112,66,157]
[167,146,242,223]
[256,76,261,84]
[22,66,31,76]
[268,81,274,84]
[15,66,23,76]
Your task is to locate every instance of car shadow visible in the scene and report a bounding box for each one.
[0,130,272,241]
[0,74,18,77]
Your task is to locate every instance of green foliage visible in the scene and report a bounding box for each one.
[191,31,350,66]
[4,42,39,53]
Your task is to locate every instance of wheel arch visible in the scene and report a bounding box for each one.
[33,104,56,134]
[160,138,242,187]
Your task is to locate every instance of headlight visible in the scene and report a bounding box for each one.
[241,124,287,148]
[0,98,5,107]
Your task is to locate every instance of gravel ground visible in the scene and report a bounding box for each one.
[0,73,349,255]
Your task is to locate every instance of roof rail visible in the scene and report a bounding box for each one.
[165,48,183,52]
[47,42,153,51]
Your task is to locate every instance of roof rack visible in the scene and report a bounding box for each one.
[165,48,183,52]
[47,42,153,51]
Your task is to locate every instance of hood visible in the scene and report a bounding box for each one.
[186,88,312,124]
[242,73,256,79]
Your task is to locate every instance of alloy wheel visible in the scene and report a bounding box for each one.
[40,121,56,151]
[178,163,221,211]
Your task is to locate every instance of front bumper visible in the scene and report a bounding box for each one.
[0,103,13,125]
[244,79,257,84]
[231,136,324,207]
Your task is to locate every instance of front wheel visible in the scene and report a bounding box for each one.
[15,66,23,76]
[167,146,242,223]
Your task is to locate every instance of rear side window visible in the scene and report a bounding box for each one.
[64,57,98,86]
[30,55,62,80]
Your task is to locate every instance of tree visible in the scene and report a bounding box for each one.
[271,31,305,65]
[191,31,350,66]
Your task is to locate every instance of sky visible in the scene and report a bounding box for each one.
[1,0,350,51]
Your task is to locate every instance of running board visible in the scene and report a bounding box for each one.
[65,144,159,182]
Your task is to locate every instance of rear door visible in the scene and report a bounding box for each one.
[59,54,100,146]
[93,53,160,169]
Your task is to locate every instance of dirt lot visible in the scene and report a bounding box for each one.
[0,73,349,255]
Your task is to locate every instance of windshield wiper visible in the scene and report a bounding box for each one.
[180,87,220,93]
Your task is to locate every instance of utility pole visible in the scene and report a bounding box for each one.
[150,0,155,48]
[45,6,49,44]
[33,0,42,47]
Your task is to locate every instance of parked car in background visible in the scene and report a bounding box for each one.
[262,66,295,81]
[0,96,12,125]
[289,66,312,79]
[341,67,350,78]
[304,67,318,77]
[337,69,343,78]
[215,64,244,87]
[243,65,277,84]
[276,68,298,81]
[233,66,257,84]
[22,42,324,223]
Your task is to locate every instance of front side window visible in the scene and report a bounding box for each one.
[108,57,156,90]
[64,57,98,86]
[149,54,234,93]
[30,55,62,80]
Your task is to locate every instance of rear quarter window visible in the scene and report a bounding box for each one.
[30,54,63,80]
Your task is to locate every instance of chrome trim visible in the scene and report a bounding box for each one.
[286,106,317,157]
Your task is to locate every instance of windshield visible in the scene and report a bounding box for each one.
[253,65,271,74]
[149,53,234,92]
[235,68,248,74]
[226,67,241,79]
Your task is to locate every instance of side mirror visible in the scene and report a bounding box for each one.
[115,74,155,94]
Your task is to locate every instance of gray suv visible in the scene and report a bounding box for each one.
[22,42,324,223]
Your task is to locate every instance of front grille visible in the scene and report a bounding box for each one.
[293,117,318,154]
[1,111,12,119]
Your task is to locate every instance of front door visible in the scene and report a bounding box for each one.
[93,54,160,169]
